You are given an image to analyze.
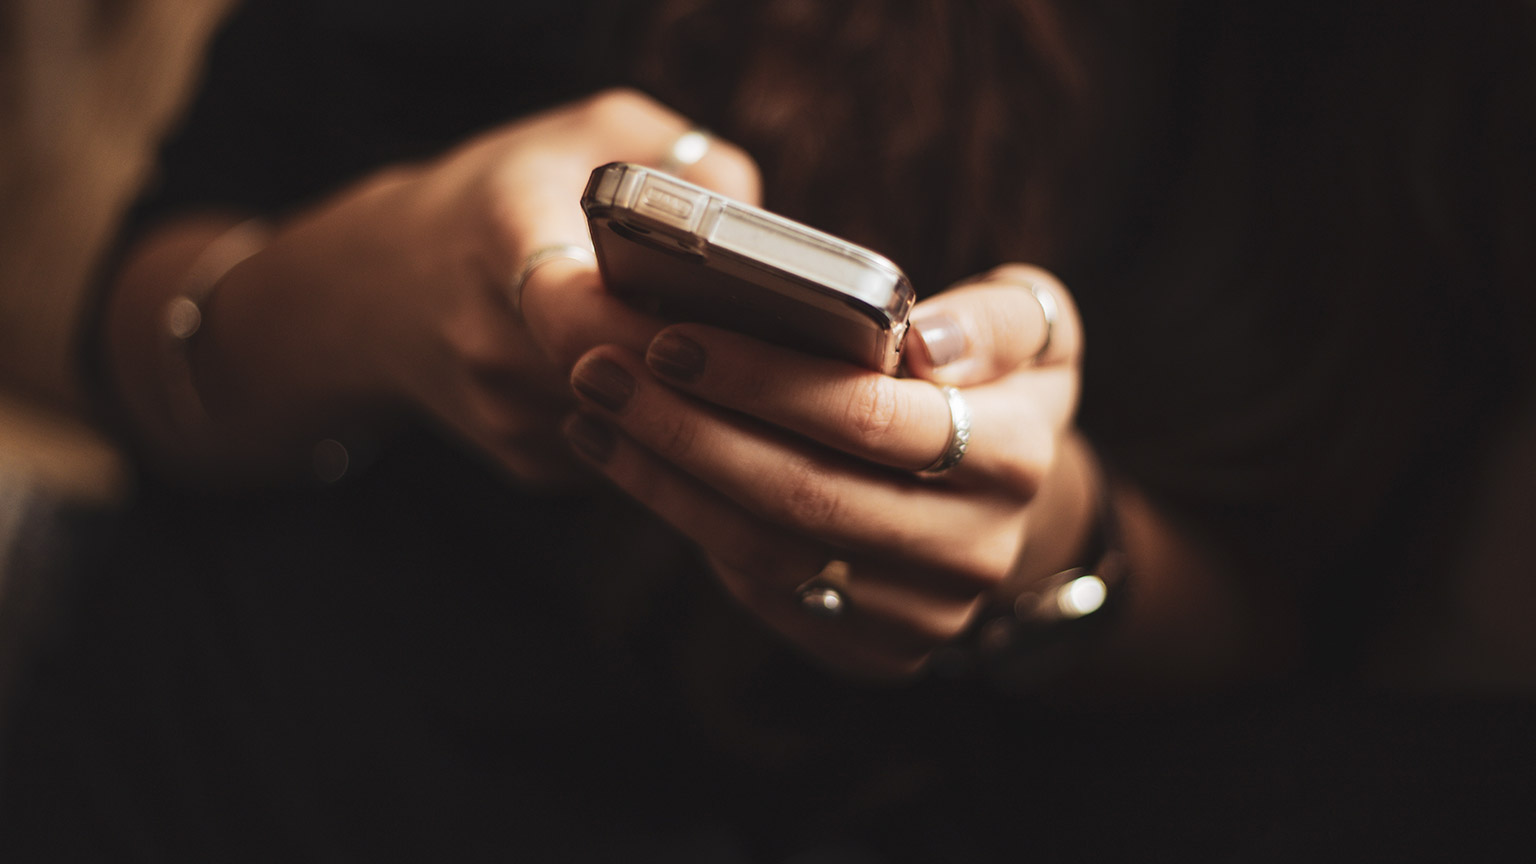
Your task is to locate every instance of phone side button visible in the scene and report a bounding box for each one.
[636,180,705,231]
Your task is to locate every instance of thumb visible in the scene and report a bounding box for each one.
[905,264,1081,387]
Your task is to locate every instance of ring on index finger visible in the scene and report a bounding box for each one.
[507,243,595,315]
[919,384,972,475]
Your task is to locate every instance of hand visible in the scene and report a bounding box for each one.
[119,89,758,486]
[279,89,761,485]
[564,265,1089,678]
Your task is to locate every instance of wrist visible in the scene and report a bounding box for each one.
[930,434,1130,692]
[105,216,391,486]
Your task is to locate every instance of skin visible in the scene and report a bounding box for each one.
[105,89,1256,684]
[107,89,758,486]
[565,267,1097,678]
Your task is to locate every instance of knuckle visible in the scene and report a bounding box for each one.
[582,87,662,131]
[843,377,904,447]
[970,264,1079,364]
[699,141,762,200]
[988,293,1039,357]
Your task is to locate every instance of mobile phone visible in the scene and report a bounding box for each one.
[581,162,915,375]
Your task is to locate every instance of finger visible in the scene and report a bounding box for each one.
[494,91,761,362]
[661,134,761,205]
[562,413,826,585]
[503,89,762,258]
[560,412,899,672]
[561,413,970,678]
[824,569,985,648]
[645,324,1077,489]
[715,550,985,679]
[710,553,946,681]
[905,264,1083,386]
[561,89,762,204]
[517,262,667,369]
[721,559,956,680]
[436,377,590,489]
[570,347,1024,583]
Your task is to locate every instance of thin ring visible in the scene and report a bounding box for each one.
[1028,281,1058,363]
[920,384,972,475]
[507,243,595,315]
[796,559,850,619]
[659,129,712,175]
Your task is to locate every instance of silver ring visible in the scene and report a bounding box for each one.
[796,583,847,618]
[507,243,595,315]
[920,385,972,474]
[1028,281,1058,363]
[659,129,711,175]
[796,559,850,619]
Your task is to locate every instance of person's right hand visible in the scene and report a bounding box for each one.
[178,89,759,486]
[564,265,1094,679]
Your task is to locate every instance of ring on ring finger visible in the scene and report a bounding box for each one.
[796,559,850,619]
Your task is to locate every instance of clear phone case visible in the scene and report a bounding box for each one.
[582,162,914,374]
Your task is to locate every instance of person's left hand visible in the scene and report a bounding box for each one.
[564,265,1086,678]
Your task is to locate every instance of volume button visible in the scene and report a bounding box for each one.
[635,176,706,230]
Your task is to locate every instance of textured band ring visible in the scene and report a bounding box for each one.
[920,384,972,475]
[1028,281,1058,363]
[507,243,595,315]
[659,129,712,175]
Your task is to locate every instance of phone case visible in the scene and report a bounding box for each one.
[582,162,914,374]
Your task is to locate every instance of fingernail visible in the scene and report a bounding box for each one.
[564,414,615,464]
[912,312,967,368]
[572,356,635,413]
[647,333,706,383]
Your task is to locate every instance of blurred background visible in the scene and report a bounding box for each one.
[0,0,231,709]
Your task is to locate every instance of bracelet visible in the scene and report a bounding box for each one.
[158,219,271,439]
[931,465,1130,693]
[156,221,362,486]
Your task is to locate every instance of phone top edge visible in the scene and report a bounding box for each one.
[582,162,916,322]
